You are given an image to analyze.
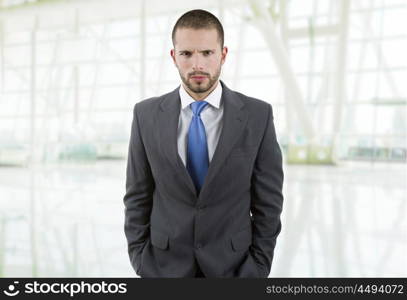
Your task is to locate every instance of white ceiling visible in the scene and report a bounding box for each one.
[0,0,246,33]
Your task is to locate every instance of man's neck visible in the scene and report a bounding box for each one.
[182,80,219,101]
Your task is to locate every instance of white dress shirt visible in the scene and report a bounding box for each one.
[177,81,224,167]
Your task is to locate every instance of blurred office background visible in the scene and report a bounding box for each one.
[0,0,405,277]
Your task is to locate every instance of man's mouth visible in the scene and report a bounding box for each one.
[190,75,207,81]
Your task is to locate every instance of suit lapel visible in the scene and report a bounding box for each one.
[158,87,197,198]
[198,81,248,200]
[157,81,249,201]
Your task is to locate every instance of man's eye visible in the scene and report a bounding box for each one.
[203,51,212,56]
[181,52,191,56]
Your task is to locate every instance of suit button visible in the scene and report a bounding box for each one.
[195,244,202,249]
[197,205,205,210]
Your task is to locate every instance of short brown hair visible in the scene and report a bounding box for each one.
[171,9,224,48]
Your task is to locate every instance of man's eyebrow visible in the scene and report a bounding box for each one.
[178,49,216,53]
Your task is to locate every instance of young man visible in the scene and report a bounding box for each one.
[124,9,284,278]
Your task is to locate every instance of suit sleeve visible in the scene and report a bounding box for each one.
[123,103,154,274]
[249,103,284,277]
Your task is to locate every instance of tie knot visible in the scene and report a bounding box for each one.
[190,101,208,116]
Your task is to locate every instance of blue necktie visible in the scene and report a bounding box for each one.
[187,101,209,193]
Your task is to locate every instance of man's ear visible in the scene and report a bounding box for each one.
[170,49,177,65]
[221,46,228,65]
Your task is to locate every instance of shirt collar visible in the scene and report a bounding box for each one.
[179,80,222,110]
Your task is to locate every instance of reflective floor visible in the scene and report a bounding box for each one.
[0,160,406,277]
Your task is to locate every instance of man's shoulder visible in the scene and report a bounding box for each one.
[135,93,167,109]
[133,88,177,113]
[230,89,272,112]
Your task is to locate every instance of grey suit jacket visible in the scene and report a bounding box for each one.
[123,80,284,278]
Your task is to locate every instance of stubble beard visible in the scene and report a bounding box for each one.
[179,66,221,94]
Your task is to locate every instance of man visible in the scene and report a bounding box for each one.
[123,9,284,278]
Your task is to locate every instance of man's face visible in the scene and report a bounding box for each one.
[171,28,228,95]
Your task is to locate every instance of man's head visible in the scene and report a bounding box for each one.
[170,9,228,99]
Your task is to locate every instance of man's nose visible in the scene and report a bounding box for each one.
[192,53,204,71]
